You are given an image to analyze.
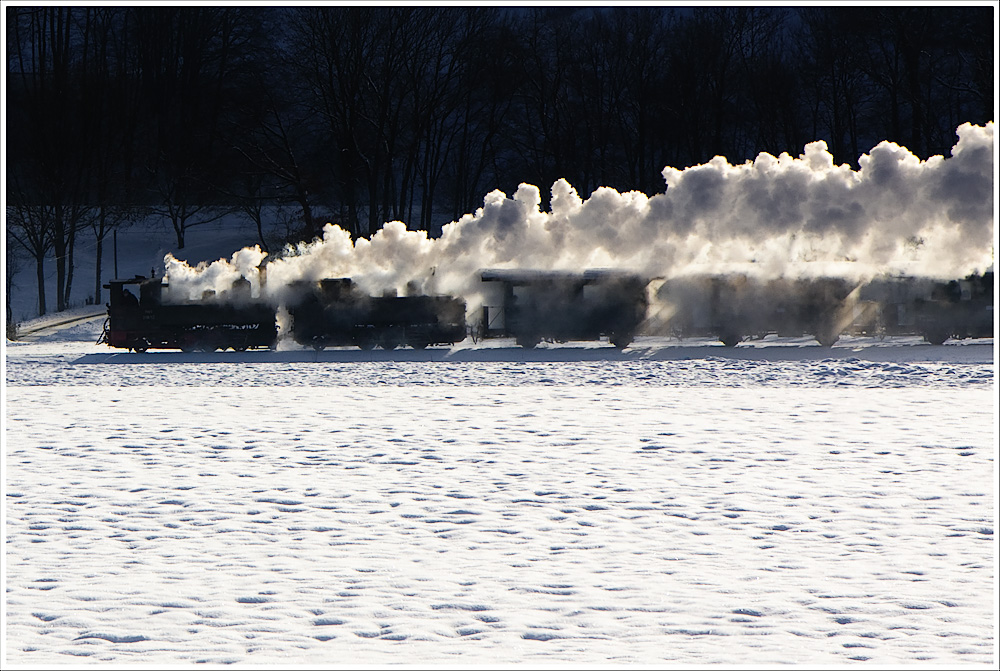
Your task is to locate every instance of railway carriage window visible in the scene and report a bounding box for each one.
[486,305,505,330]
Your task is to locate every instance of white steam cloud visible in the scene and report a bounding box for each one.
[163,122,994,309]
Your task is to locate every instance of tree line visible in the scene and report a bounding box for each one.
[5,5,993,317]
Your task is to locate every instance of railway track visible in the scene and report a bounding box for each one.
[12,309,107,341]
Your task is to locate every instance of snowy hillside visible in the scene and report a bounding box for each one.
[3,316,996,667]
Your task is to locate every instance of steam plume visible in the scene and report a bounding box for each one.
[163,122,994,308]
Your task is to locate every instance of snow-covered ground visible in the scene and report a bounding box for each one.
[3,315,996,667]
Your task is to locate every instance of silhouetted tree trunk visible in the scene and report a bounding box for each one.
[130,6,249,248]
[5,228,26,326]
[8,6,93,312]
[6,197,53,317]
[230,73,321,242]
[796,8,872,166]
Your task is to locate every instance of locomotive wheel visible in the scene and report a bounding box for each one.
[718,331,742,347]
[516,334,540,349]
[409,341,429,350]
[312,343,326,351]
[610,333,633,349]
[356,339,375,351]
[922,328,951,346]
[380,341,398,351]
[815,331,839,347]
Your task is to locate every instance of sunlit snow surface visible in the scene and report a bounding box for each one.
[4,319,996,667]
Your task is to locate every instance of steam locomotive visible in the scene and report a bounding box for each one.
[99,275,467,353]
[99,268,992,353]
[100,275,277,352]
[99,268,648,352]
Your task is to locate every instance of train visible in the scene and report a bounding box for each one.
[474,269,649,349]
[861,272,994,345]
[99,274,466,353]
[654,271,994,346]
[286,278,466,351]
[99,268,993,353]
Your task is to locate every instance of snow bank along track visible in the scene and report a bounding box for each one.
[13,309,107,341]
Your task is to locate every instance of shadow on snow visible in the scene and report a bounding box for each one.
[72,339,993,365]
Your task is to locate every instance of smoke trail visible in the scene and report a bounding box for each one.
[163,122,994,309]
[163,245,267,301]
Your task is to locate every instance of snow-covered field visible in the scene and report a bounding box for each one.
[3,316,996,667]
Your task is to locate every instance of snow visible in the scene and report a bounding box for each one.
[3,316,996,667]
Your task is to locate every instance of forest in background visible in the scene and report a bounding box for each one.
[5,5,994,317]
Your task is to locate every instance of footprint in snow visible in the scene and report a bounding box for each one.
[74,632,149,643]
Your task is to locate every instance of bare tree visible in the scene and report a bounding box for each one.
[81,7,145,303]
[7,6,96,312]
[288,7,468,237]
[129,6,249,248]
[857,6,993,158]
[229,75,322,243]
[6,198,54,316]
[445,12,523,220]
[794,8,874,166]
[5,227,26,331]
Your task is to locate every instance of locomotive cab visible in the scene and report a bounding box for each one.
[102,276,161,351]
